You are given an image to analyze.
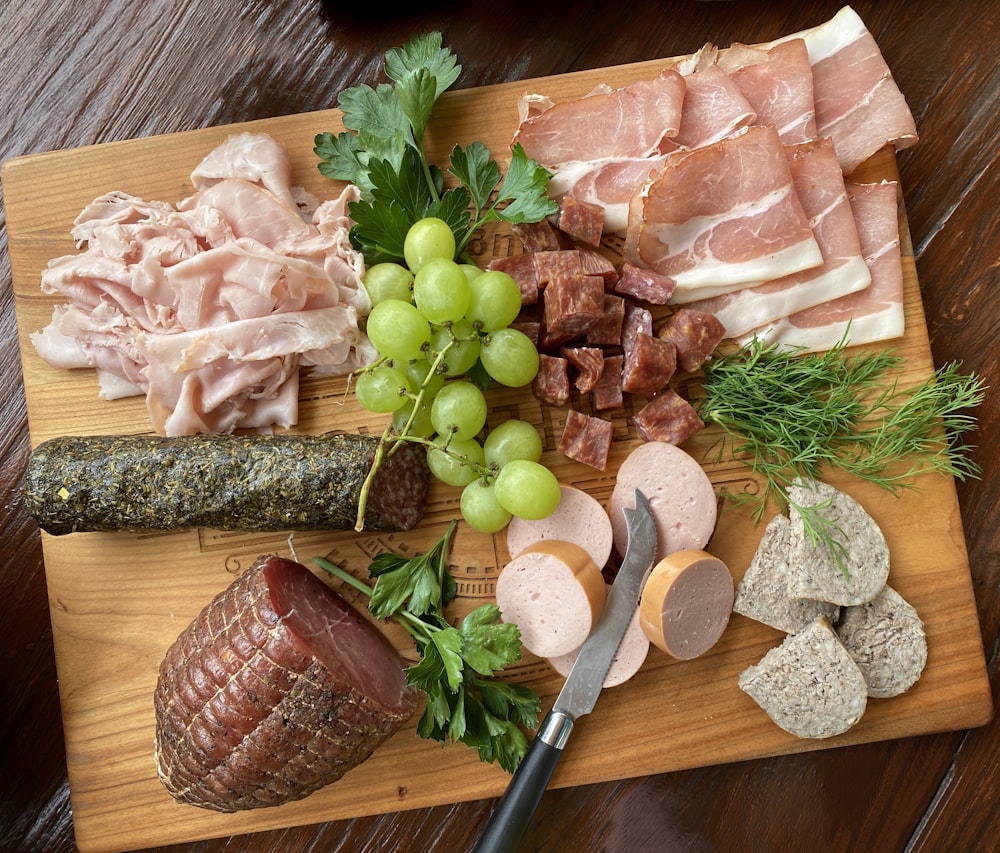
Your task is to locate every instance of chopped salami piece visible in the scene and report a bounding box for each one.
[633,388,705,445]
[488,252,540,305]
[513,218,565,251]
[591,354,624,411]
[657,308,726,372]
[621,302,654,357]
[559,409,615,471]
[585,294,626,345]
[579,249,619,289]
[532,353,571,406]
[622,333,677,397]
[534,249,585,287]
[541,274,605,348]
[558,196,605,247]
[510,320,541,345]
[614,262,677,304]
[560,346,605,394]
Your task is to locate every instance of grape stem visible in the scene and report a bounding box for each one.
[353,327,494,530]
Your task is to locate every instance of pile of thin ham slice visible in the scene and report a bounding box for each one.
[513,6,915,353]
[31,133,375,435]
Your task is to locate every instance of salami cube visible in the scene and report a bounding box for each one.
[560,346,605,395]
[541,274,605,348]
[559,409,615,471]
[585,294,625,346]
[579,249,619,290]
[534,249,584,288]
[513,218,565,251]
[657,308,726,372]
[621,302,654,358]
[615,262,677,305]
[622,333,677,398]
[592,354,624,411]
[489,253,540,305]
[633,388,706,445]
[532,354,571,406]
[558,197,605,247]
[510,321,541,346]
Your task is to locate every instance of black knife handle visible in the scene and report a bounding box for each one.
[472,711,574,853]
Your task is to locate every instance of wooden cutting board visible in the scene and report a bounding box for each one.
[4,57,993,853]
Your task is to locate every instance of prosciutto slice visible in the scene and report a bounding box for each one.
[686,136,871,334]
[770,5,918,173]
[719,38,818,144]
[624,124,823,297]
[740,179,903,352]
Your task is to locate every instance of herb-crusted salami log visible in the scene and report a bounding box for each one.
[23,431,428,534]
[154,555,419,811]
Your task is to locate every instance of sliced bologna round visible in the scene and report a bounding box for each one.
[639,550,734,659]
[609,440,717,561]
[505,484,614,568]
[548,585,650,687]
[495,540,606,659]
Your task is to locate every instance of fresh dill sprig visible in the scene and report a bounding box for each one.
[699,335,986,530]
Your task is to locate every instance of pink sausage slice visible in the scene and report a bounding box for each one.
[495,540,606,658]
[548,585,650,687]
[609,441,717,561]
[639,549,734,659]
[505,484,614,567]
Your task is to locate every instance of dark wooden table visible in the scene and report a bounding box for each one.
[2,1,998,851]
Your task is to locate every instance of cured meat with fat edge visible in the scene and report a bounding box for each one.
[154,555,418,811]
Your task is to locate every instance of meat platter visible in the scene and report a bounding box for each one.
[4,56,993,853]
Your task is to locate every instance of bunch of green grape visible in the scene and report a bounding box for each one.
[355,217,561,533]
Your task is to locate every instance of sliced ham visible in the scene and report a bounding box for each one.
[30,133,372,436]
[624,124,823,298]
[686,136,871,336]
[739,179,903,352]
[769,5,918,174]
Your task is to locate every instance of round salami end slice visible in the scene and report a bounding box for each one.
[548,585,650,687]
[610,441,717,561]
[505,485,614,568]
[495,540,606,658]
[639,549,734,659]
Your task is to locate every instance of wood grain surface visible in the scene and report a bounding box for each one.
[2,2,999,852]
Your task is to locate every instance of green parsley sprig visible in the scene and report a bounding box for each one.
[314,32,558,264]
[698,334,985,570]
[314,520,540,773]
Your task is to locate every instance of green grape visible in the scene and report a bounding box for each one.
[460,262,484,283]
[429,320,481,377]
[403,217,456,271]
[484,419,543,468]
[460,479,513,533]
[479,327,540,387]
[362,262,413,306]
[493,459,562,520]
[427,435,485,487]
[430,380,487,441]
[403,357,445,399]
[366,299,431,361]
[354,364,413,413]
[465,269,523,331]
[391,399,435,438]
[412,257,471,324]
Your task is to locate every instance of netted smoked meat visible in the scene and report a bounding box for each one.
[154,555,418,811]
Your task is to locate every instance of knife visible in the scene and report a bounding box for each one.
[472,489,658,853]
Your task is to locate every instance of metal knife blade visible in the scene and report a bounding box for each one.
[472,488,658,853]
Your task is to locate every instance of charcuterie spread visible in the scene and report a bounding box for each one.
[4,6,993,851]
